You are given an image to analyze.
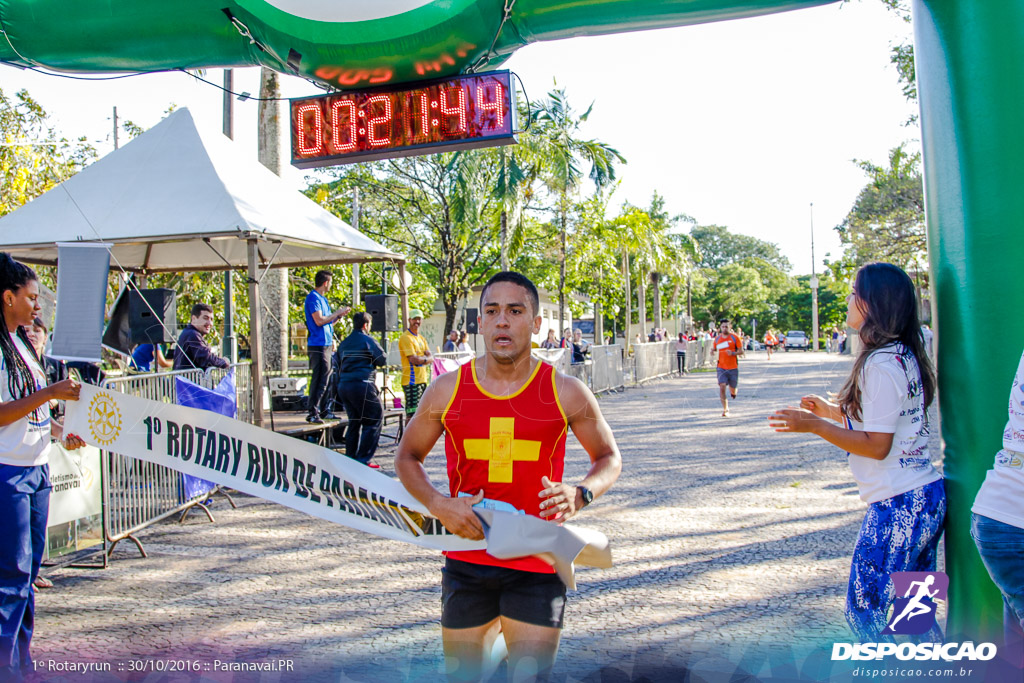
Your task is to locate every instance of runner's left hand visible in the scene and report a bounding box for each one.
[539,476,579,522]
[63,433,87,450]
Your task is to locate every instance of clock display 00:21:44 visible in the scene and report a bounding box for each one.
[290,70,516,167]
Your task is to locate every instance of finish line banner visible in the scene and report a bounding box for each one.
[64,384,610,587]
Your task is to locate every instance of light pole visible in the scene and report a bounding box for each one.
[810,202,819,353]
[612,304,620,345]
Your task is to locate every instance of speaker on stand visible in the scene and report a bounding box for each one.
[129,288,177,345]
[365,292,402,410]
[465,307,478,353]
[365,294,400,332]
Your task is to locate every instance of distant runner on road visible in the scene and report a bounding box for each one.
[714,319,743,417]
[764,329,777,360]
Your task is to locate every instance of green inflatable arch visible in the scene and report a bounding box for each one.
[0,0,1008,641]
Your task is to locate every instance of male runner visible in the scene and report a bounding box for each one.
[714,319,742,417]
[395,271,621,682]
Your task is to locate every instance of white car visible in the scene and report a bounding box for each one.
[784,330,809,351]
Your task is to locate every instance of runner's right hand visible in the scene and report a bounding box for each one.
[48,378,81,402]
[431,491,485,540]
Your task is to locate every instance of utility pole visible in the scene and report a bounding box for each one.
[351,188,360,307]
[257,67,289,376]
[222,69,237,362]
[112,106,119,150]
[810,202,820,353]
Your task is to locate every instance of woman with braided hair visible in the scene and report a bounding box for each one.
[0,253,84,680]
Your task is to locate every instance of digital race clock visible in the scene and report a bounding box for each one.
[290,71,516,168]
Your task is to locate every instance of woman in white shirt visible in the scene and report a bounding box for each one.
[0,253,84,679]
[971,350,1024,666]
[769,263,945,641]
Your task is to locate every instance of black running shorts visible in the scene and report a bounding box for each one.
[440,557,566,630]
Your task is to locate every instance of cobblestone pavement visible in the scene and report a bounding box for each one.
[31,351,946,681]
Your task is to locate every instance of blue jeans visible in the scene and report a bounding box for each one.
[971,513,1024,667]
[0,464,50,678]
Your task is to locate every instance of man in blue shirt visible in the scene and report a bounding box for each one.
[305,270,350,424]
[130,343,172,373]
[334,312,387,467]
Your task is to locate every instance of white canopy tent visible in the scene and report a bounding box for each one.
[0,108,409,425]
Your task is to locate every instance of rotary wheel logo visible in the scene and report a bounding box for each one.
[87,392,122,446]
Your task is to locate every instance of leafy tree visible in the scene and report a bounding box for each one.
[870,0,916,104]
[563,189,625,341]
[691,224,792,272]
[774,274,850,337]
[640,192,697,330]
[306,150,503,335]
[698,263,769,323]
[608,206,669,343]
[689,224,794,329]
[0,88,96,218]
[835,143,925,271]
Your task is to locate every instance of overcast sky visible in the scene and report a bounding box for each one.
[2,0,917,276]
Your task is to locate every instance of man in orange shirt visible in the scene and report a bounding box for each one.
[714,319,743,417]
[395,271,621,682]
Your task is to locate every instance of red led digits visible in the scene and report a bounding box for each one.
[296,103,324,155]
[331,99,358,152]
[366,94,394,147]
[291,71,514,167]
[406,91,430,144]
[477,83,504,129]
[439,86,467,136]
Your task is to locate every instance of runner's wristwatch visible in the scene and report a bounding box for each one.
[576,486,594,508]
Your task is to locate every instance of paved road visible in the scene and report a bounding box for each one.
[32,351,944,681]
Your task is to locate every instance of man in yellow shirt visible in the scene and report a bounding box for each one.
[398,309,432,416]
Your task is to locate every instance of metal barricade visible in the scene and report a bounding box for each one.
[434,351,474,366]
[590,344,625,393]
[532,347,571,374]
[685,339,715,371]
[568,361,590,385]
[633,341,674,383]
[99,363,251,558]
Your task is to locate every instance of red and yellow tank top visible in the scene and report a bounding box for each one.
[442,358,568,573]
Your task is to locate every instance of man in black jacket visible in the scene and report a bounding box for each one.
[333,312,387,468]
[173,303,230,371]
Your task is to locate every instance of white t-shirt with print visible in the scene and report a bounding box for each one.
[0,333,52,467]
[972,348,1024,529]
[846,343,941,504]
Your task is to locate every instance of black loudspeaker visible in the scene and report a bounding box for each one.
[129,288,177,344]
[465,308,479,334]
[365,294,400,332]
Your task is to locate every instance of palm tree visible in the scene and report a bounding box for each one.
[489,141,537,271]
[656,232,702,333]
[531,87,625,332]
[611,207,662,345]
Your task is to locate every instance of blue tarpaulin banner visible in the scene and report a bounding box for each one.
[175,371,236,500]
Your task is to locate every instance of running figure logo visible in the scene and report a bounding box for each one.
[883,571,948,635]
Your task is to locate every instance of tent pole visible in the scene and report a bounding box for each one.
[398,261,409,331]
[247,238,265,427]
